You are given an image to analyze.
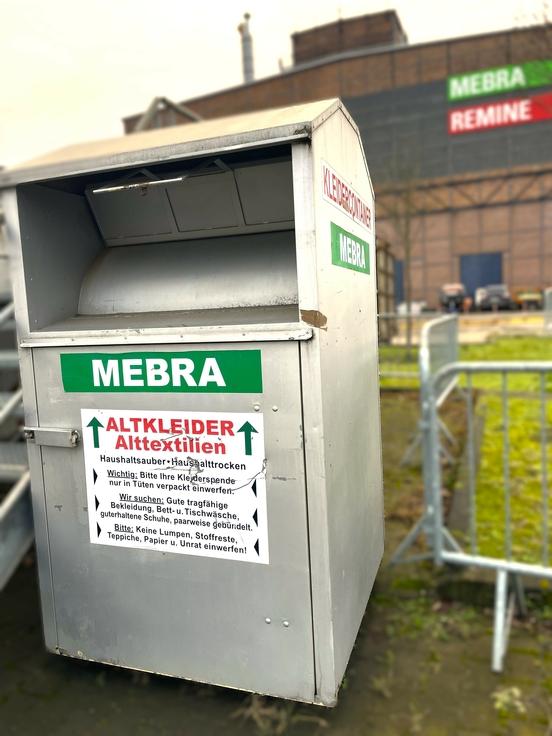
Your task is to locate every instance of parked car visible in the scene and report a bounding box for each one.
[397,301,428,315]
[439,283,467,312]
[475,284,516,311]
[513,287,543,310]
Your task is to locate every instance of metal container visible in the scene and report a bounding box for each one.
[0,99,383,706]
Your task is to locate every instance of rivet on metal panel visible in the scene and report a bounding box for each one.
[282,620,290,628]
[272,406,279,412]
[253,404,261,412]
[265,617,271,624]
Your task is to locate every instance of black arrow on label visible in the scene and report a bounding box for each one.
[252,509,258,526]
[254,539,259,556]
[97,523,101,537]
[93,469,98,484]
[95,496,100,511]
[251,479,257,497]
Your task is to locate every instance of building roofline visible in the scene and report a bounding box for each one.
[123,22,550,126]
[290,9,404,39]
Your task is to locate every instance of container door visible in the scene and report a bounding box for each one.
[31,340,315,702]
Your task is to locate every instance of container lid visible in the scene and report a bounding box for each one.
[0,99,346,188]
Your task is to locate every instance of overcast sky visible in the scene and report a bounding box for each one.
[0,0,546,166]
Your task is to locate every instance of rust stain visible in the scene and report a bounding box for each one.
[300,309,328,330]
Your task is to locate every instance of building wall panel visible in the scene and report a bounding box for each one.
[511,256,542,283]
[482,207,509,233]
[120,23,552,306]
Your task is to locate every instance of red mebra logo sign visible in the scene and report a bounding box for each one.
[448,92,552,135]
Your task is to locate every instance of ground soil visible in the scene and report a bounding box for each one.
[1,391,552,735]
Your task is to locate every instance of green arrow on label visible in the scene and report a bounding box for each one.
[87,417,104,449]
[237,421,258,456]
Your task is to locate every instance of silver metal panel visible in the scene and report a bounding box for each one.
[21,324,312,348]
[299,110,382,702]
[235,162,295,224]
[88,170,252,248]
[168,172,244,232]
[89,185,175,241]
[16,185,104,332]
[14,346,59,650]
[24,427,80,448]
[31,341,316,702]
[93,220,295,247]
[41,305,302,331]
[291,143,336,702]
[21,307,310,348]
[78,232,299,315]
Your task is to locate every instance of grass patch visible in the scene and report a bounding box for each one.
[475,394,552,563]
[460,337,552,393]
[379,345,419,390]
[452,338,552,563]
[380,337,552,392]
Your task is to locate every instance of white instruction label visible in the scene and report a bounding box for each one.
[81,408,268,564]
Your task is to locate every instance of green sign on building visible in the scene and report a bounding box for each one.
[60,350,263,393]
[448,60,552,102]
[330,222,370,275]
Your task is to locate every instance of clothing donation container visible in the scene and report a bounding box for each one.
[0,99,383,706]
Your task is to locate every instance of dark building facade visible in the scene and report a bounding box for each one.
[124,12,552,307]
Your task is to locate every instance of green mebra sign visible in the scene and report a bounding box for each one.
[330,222,370,275]
[448,60,552,102]
[60,350,263,393]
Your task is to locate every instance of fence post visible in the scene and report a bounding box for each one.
[390,315,458,564]
[545,287,552,333]
[427,378,444,565]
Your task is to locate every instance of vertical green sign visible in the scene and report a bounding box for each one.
[330,222,370,275]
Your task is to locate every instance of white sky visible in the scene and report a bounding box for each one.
[0,0,546,166]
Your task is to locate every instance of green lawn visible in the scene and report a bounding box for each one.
[379,344,419,390]
[381,337,552,391]
[460,339,552,562]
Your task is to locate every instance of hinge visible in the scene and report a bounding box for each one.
[23,427,80,448]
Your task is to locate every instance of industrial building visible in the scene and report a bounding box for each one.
[124,11,552,308]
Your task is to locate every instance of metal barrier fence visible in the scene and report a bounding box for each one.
[378,312,458,402]
[0,301,30,591]
[393,314,458,466]
[545,287,552,332]
[419,315,459,394]
[378,311,441,344]
[396,359,552,672]
[378,312,441,387]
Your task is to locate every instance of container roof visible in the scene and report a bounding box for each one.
[0,99,345,188]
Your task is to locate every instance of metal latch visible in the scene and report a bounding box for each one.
[23,427,80,448]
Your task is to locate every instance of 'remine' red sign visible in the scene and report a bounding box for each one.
[448,91,552,135]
